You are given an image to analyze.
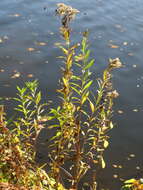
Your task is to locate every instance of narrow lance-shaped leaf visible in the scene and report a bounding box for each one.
[88,98,95,113]
[83,80,93,92]
[84,59,95,70]
[35,91,41,105]
[84,49,90,61]
[81,91,89,105]
[101,157,106,169]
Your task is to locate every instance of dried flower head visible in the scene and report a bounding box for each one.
[56,3,79,28]
[109,58,122,69]
[107,90,119,98]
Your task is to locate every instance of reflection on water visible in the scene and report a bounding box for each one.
[1,0,143,189]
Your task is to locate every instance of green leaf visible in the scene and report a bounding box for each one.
[36,91,41,105]
[83,80,93,92]
[84,50,90,60]
[50,131,61,140]
[61,46,68,55]
[71,86,81,95]
[84,59,94,70]
[72,75,81,81]
[13,97,21,102]
[82,37,87,53]
[88,99,95,113]
[81,91,89,104]
[63,77,68,87]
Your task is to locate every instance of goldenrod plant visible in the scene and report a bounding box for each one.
[48,3,122,190]
[0,3,122,190]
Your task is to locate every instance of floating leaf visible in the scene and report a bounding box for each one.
[128,53,134,56]
[109,44,119,49]
[27,74,34,78]
[136,166,140,170]
[133,109,138,112]
[36,42,47,46]
[11,72,21,79]
[0,69,4,72]
[112,164,118,168]
[132,64,137,68]
[113,174,118,179]
[13,14,21,17]
[129,154,135,158]
[118,110,124,114]
[123,42,128,45]
[27,47,35,52]
[0,38,3,43]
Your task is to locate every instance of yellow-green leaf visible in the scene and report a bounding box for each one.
[83,80,93,91]
[88,99,95,113]
[124,179,136,184]
[104,140,109,148]
[84,59,94,70]
[101,157,106,168]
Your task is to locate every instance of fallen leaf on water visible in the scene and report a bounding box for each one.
[0,38,3,43]
[113,174,118,178]
[115,24,122,29]
[19,61,24,64]
[0,69,5,72]
[36,42,47,46]
[45,60,49,64]
[11,72,21,79]
[136,166,140,170]
[119,178,124,181]
[27,74,34,78]
[118,165,123,169]
[11,14,21,17]
[129,154,135,158]
[112,164,118,168]
[117,110,124,114]
[27,48,35,52]
[3,36,9,40]
[133,109,138,112]
[132,64,137,68]
[128,53,134,56]
[123,42,128,45]
[109,44,119,49]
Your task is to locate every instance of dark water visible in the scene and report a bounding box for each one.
[1,0,143,189]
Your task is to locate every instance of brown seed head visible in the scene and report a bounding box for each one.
[109,58,122,69]
[107,90,119,98]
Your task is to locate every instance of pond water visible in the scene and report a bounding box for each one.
[1,0,143,189]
